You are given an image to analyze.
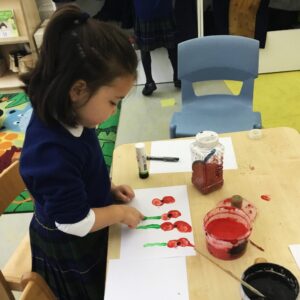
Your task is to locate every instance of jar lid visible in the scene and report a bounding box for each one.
[135,142,145,149]
[248,129,263,140]
[195,131,219,148]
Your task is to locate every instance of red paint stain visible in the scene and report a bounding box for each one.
[205,218,248,241]
[261,194,271,201]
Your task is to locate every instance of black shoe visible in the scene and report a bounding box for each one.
[174,79,181,89]
[142,82,157,96]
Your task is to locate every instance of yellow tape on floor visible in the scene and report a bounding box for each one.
[160,98,176,107]
[225,71,300,132]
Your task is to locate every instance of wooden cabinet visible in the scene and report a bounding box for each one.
[0,0,40,91]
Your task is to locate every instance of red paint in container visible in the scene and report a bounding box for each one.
[203,206,252,260]
[192,162,224,194]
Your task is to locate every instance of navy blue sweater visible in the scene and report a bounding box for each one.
[20,113,112,226]
[133,0,173,21]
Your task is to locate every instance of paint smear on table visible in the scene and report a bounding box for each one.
[261,194,271,201]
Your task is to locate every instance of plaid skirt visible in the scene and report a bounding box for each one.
[134,16,177,51]
[30,214,108,300]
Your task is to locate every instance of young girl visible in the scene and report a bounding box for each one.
[19,5,144,300]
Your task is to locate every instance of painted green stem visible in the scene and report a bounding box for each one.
[136,224,161,229]
[143,242,167,247]
[143,216,161,220]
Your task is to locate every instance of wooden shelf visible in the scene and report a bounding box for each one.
[0,0,41,90]
[0,70,24,91]
[0,36,29,46]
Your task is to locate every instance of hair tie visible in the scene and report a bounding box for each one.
[74,12,90,25]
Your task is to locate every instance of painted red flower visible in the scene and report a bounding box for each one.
[168,210,181,218]
[167,238,194,248]
[161,210,181,220]
[152,198,163,206]
[178,238,194,247]
[162,196,175,204]
[167,240,178,248]
[160,222,174,231]
[174,221,192,232]
[161,213,169,220]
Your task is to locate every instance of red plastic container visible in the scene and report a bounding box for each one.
[203,206,252,260]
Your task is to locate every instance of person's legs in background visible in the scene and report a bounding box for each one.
[167,47,181,88]
[140,50,157,96]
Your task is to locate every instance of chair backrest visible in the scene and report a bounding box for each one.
[178,35,259,105]
[0,270,56,300]
[0,161,26,215]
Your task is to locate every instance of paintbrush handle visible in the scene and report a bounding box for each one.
[194,247,265,298]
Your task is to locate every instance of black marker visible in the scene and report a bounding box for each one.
[146,156,179,162]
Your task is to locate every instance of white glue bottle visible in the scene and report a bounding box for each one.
[135,143,149,179]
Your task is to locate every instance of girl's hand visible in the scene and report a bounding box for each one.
[120,206,144,228]
[112,184,135,203]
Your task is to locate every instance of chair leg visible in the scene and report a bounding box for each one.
[253,123,262,129]
[169,124,176,138]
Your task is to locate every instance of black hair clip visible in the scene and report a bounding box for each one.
[74,12,90,25]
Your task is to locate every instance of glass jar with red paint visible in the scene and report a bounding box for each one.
[190,131,224,194]
[203,206,252,260]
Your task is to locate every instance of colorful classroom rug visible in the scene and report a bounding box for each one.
[225,71,300,132]
[0,92,120,213]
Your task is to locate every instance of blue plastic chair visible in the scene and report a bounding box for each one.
[170,35,262,138]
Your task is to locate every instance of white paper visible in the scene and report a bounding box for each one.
[120,185,195,259]
[289,244,300,270]
[104,257,189,300]
[149,137,237,174]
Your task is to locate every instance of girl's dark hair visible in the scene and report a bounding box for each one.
[21,4,137,126]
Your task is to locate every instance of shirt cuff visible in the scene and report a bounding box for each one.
[55,209,95,237]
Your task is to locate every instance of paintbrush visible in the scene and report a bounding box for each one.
[194,246,266,298]
[250,240,265,252]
